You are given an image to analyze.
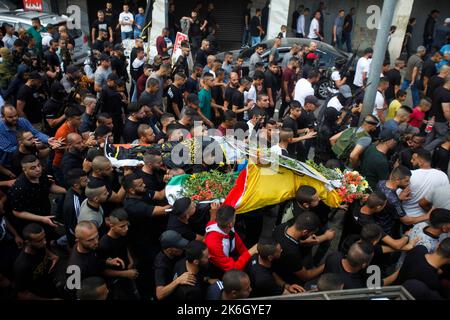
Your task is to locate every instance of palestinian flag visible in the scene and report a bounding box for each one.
[224,163,342,214]
[165,174,190,205]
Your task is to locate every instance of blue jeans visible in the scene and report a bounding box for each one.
[121,31,133,40]
[242,29,250,46]
[342,32,352,53]
[251,36,261,47]
[131,79,138,103]
[134,30,142,39]
[401,79,420,107]
[335,35,343,50]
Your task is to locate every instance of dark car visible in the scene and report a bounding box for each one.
[216,38,354,99]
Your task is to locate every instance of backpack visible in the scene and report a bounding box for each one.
[332,127,369,163]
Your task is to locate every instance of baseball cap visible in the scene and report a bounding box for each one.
[99,53,110,61]
[339,85,353,99]
[28,71,42,81]
[187,93,200,105]
[172,197,192,217]
[304,95,320,107]
[161,54,171,60]
[160,230,189,249]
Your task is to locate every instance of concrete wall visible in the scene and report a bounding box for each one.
[56,0,90,37]
[285,0,450,53]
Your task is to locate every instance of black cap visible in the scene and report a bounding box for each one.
[107,73,119,81]
[172,197,192,217]
[304,95,320,107]
[99,53,111,61]
[162,54,171,60]
[28,71,42,81]
[160,230,189,249]
[187,93,200,105]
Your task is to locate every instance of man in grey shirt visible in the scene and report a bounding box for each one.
[249,44,265,78]
[94,54,112,97]
[281,44,300,70]
[333,10,345,50]
[78,184,109,229]
[145,64,171,110]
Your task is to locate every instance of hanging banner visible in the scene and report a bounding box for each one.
[23,0,43,11]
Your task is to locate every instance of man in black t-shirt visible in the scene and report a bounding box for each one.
[98,208,139,300]
[323,241,373,289]
[246,239,304,298]
[396,238,450,295]
[224,72,240,111]
[272,212,324,285]
[250,9,264,46]
[282,101,317,159]
[91,10,113,43]
[167,197,202,242]
[9,155,66,237]
[154,230,190,301]
[172,240,211,301]
[341,8,355,53]
[123,173,170,299]
[421,52,442,92]
[42,82,66,136]
[167,73,186,119]
[264,62,280,118]
[14,224,60,299]
[122,103,147,143]
[16,72,45,126]
[384,60,404,104]
[92,29,109,53]
[425,78,450,151]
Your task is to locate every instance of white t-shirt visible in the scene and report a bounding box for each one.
[373,91,386,118]
[247,85,257,105]
[308,18,320,39]
[270,144,282,156]
[294,78,314,107]
[296,15,306,35]
[331,70,341,82]
[327,96,344,112]
[353,57,372,87]
[119,12,134,33]
[399,169,449,217]
[41,33,53,47]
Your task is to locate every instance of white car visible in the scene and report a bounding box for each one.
[0,10,90,65]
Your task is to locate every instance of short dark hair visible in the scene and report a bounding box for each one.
[293,211,321,232]
[289,100,302,111]
[317,273,344,291]
[366,192,387,209]
[122,173,140,191]
[222,270,249,294]
[31,17,41,24]
[21,154,39,167]
[396,90,407,98]
[257,238,279,260]
[390,165,411,180]
[77,277,106,300]
[436,238,450,259]
[185,240,207,262]
[360,224,383,243]
[307,70,320,79]
[22,223,44,240]
[295,186,317,205]
[64,105,83,118]
[216,205,236,229]
[413,149,432,164]
[253,70,265,81]
[94,125,112,138]
[429,209,450,229]
[66,168,87,187]
[109,208,129,222]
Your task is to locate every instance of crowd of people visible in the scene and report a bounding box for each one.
[0,1,448,301]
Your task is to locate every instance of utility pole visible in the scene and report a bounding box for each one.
[360,0,397,125]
